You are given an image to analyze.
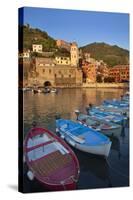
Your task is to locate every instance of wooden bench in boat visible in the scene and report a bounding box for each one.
[30,150,72,177]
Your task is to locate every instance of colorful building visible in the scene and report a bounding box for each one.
[82,61,96,83]
[109,65,129,82]
[56,40,71,51]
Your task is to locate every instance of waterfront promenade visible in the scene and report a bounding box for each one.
[82,82,129,89]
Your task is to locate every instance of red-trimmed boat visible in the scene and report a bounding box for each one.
[24,127,80,191]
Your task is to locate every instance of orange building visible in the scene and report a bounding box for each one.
[82,61,96,83]
[56,40,71,51]
[109,65,129,82]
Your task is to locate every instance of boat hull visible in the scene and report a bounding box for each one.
[24,127,80,191]
[57,129,111,157]
[100,125,122,137]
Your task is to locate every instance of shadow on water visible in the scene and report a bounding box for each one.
[71,148,112,189]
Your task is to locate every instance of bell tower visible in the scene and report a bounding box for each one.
[70,42,79,66]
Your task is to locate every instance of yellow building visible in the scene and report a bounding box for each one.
[55,56,71,65]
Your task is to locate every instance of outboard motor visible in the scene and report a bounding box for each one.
[55,113,61,120]
[74,110,80,120]
[86,103,93,115]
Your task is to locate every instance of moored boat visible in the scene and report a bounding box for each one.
[94,105,129,117]
[103,99,129,108]
[75,111,122,138]
[86,107,127,126]
[56,119,112,157]
[51,88,58,93]
[24,127,80,191]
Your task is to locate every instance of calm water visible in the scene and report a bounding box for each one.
[23,88,129,192]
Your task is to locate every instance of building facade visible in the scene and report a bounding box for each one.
[55,56,71,65]
[28,57,82,87]
[70,42,79,66]
[32,44,43,53]
[82,61,96,83]
[19,50,30,58]
[56,40,71,51]
[109,65,129,82]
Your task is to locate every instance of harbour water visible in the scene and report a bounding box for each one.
[23,88,129,192]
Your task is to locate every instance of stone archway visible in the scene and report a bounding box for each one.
[44,81,52,88]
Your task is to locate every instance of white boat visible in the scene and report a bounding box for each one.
[51,88,57,93]
[56,119,112,157]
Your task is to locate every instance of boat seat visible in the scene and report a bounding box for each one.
[31,151,72,177]
[27,141,69,161]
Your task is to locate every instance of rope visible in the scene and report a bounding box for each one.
[105,158,129,179]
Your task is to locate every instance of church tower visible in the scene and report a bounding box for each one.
[70,42,79,66]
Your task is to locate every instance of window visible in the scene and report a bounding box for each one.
[43,69,45,73]
[49,69,51,74]
[55,74,57,78]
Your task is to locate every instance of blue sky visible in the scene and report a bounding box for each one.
[21,7,129,50]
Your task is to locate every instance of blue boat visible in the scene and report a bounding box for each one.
[75,111,122,138]
[103,99,129,108]
[86,107,127,126]
[94,105,129,117]
[56,119,112,157]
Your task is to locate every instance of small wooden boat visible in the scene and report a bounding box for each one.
[86,107,127,126]
[24,127,80,191]
[75,112,122,138]
[56,119,112,157]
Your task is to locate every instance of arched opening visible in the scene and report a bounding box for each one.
[44,81,51,88]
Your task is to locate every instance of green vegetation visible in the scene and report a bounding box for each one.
[19,24,57,52]
[81,42,129,67]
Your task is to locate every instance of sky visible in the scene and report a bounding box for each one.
[20,7,129,50]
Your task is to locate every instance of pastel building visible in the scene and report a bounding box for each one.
[32,44,43,53]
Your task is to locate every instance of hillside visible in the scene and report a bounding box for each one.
[81,42,129,67]
[19,24,57,52]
